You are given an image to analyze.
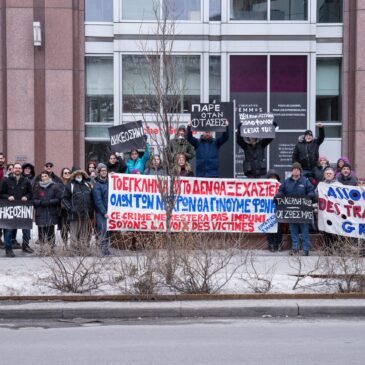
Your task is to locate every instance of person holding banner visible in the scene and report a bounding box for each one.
[292,123,325,179]
[236,132,274,178]
[174,153,194,177]
[126,140,150,174]
[187,122,229,177]
[168,126,195,161]
[144,155,165,176]
[1,163,33,257]
[276,162,315,256]
[336,163,358,186]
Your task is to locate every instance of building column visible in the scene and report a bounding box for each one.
[343,0,365,177]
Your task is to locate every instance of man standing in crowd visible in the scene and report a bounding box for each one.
[337,163,358,186]
[168,125,195,162]
[1,163,33,257]
[187,122,229,177]
[62,168,94,249]
[92,163,111,256]
[292,123,325,178]
[276,162,315,256]
[34,161,63,185]
[0,152,6,246]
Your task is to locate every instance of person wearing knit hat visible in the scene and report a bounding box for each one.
[167,124,195,162]
[337,162,358,186]
[275,158,315,256]
[313,156,330,186]
[292,122,325,179]
[92,162,111,256]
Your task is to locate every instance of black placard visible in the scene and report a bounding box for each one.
[0,200,34,229]
[191,102,233,131]
[275,196,314,224]
[239,113,275,138]
[108,121,146,153]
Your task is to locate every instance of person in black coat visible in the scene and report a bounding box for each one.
[1,163,33,257]
[33,161,63,186]
[33,171,62,246]
[312,156,330,186]
[236,132,274,178]
[336,163,358,186]
[62,169,94,248]
[292,123,325,177]
[106,153,126,174]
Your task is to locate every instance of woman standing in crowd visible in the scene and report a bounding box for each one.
[106,153,126,174]
[58,167,72,245]
[5,164,13,177]
[335,157,350,178]
[33,171,61,247]
[126,143,150,174]
[22,163,35,182]
[174,153,194,177]
[86,161,97,185]
[313,156,330,186]
[144,155,165,176]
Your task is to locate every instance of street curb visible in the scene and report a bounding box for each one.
[1,300,365,320]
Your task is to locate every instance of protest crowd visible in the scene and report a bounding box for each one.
[0,118,364,258]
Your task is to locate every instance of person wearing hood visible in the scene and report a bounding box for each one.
[106,153,126,174]
[187,121,229,178]
[33,171,61,247]
[167,126,195,161]
[312,156,330,186]
[92,163,111,256]
[266,170,283,252]
[126,139,150,174]
[335,157,354,178]
[292,123,325,178]
[22,162,35,182]
[236,125,275,178]
[336,163,358,186]
[62,169,94,248]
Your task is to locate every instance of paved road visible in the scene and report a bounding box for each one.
[1,318,364,365]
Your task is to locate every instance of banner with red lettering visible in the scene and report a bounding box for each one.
[107,174,279,233]
[318,182,365,238]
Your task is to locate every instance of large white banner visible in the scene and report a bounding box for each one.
[107,174,279,233]
[317,182,365,238]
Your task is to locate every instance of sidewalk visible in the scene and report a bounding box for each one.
[1,299,365,320]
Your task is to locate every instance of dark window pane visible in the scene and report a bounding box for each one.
[209,56,221,103]
[317,0,343,23]
[270,0,308,21]
[210,0,221,21]
[316,96,340,121]
[85,0,113,22]
[85,141,110,164]
[86,57,114,123]
[230,0,268,20]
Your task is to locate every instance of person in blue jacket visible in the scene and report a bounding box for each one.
[187,121,229,177]
[126,140,150,174]
[275,162,315,256]
[92,163,111,256]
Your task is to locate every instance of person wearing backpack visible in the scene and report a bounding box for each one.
[62,168,94,249]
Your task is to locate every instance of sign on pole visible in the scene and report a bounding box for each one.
[108,121,146,153]
[191,102,233,131]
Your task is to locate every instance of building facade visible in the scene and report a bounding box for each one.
[1,0,365,178]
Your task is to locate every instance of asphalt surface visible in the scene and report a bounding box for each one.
[0,317,364,365]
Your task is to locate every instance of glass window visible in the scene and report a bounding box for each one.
[164,55,201,113]
[85,141,111,164]
[270,0,308,21]
[210,0,221,21]
[164,0,201,21]
[209,56,221,102]
[122,0,158,20]
[230,0,267,20]
[316,59,341,122]
[122,55,160,113]
[86,57,114,123]
[85,0,113,22]
[317,0,343,23]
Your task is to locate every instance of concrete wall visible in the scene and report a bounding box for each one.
[0,0,84,174]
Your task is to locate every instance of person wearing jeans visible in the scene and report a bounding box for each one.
[275,162,315,256]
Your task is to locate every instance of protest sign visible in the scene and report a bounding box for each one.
[108,121,146,153]
[239,113,275,138]
[107,175,279,233]
[0,200,33,229]
[275,195,314,223]
[318,182,365,239]
[191,102,233,131]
